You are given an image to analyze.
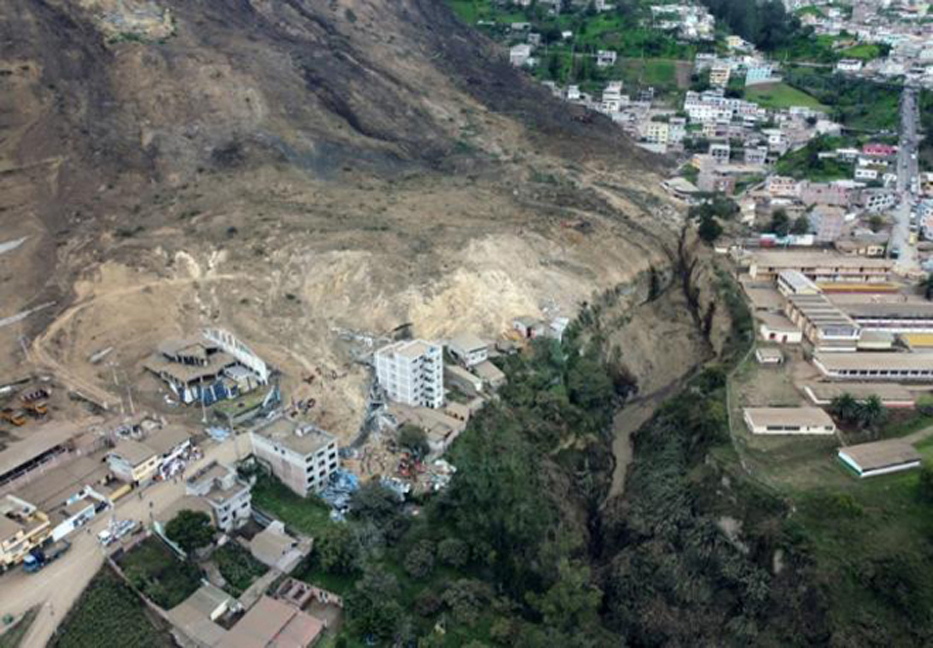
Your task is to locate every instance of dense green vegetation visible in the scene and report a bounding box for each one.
[0,608,38,648]
[783,67,901,131]
[774,135,856,181]
[118,537,202,610]
[252,473,333,537]
[213,543,268,596]
[165,510,215,553]
[50,567,171,648]
[699,0,801,51]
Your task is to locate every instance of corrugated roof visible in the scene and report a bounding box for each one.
[839,440,921,471]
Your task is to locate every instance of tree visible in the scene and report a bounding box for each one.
[918,464,933,503]
[868,214,885,233]
[528,559,603,634]
[698,214,723,242]
[316,523,360,574]
[830,393,860,424]
[165,510,214,552]
[921,273,933,301]
[438,537,470,568]
[404,540,436,579]
[346,565,404,640]
[398,424,430,458]
[791,215,810,235]
[858,395,887,432]
[769,209,791,236]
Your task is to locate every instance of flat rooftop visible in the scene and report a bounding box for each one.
[802,382,915,403]
[752,251,894,269]
[757,312,798,332]
[815,352,933,372]
[143,426,191,456]
[778,269,819,292]
[110,438,156,467]
[744,407,835,429]
[842,302,933,319]
[839,440,921,471]
[0,420,91,479]
[252,417,336,457]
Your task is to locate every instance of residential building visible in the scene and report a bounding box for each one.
[709,142,731,165]
[0,495,51,568]
[447,333,488,368]
[510,44,533,67]
[862,189,896,213]
[799,181,855,207]
[250,417,339,497]
[767,176,798,197]
[107,439,160,486]
[755,348,784,365]
[808,205,846,243]
[596,50,617,67]
[836,58,864,73]
[709,64,731,86]
[643,121,670,145]
[838,440,922,478]
[744,146,768,165]
[743,408,837,435]
[375,340,444,409]
[745,64,775,85]
[219,596,324,648]
[185,461,252,533]
[813,352,933,381]
[698,172,735,194]
[863,143,897,158]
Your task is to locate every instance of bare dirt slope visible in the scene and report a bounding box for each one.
[0,0,681,438]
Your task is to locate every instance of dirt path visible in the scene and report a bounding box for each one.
[25,273,246,410]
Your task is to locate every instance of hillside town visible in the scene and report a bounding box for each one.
[5,0,933,646]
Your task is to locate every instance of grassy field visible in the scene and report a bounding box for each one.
[50,567,172,648]
[840,42,886,61]
[251,474,333,537]
[213,543,268,596]
[117,537,201,609]
[745,82,828,111]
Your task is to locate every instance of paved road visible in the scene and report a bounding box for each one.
[0,433,252,648]
[891,85,921,276]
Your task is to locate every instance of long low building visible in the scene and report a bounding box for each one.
[802,383,917,409]
[813,352,933,381]
[747,251,893,283]
[785,294,860,352]
[838,440,922,478]
[743,407,837,435]
[841,302,933,333]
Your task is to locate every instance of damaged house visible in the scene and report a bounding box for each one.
[144,329,269,405]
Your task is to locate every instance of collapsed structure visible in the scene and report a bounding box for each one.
[144,329,269,406]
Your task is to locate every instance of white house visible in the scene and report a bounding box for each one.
[743,408,837,435]
[510,44,533,67]
[596,50,617,68]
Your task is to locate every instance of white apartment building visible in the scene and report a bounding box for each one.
[250,418,339,497]
[375,340,444,409]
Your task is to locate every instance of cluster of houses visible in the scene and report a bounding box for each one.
[737,245,933,478]
[649,3,716,42]
[791,0,933,88]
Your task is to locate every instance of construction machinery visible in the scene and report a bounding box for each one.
[0,409,25,426]
[21,401,47,418]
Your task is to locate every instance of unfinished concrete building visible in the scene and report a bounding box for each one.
[250,417,339,497]
[375,340,444,409]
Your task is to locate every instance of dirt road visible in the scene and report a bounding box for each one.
[0,434,252,648]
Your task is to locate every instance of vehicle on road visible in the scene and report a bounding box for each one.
[97,519,140,547]
[23,540,71,573]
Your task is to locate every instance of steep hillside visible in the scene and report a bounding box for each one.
[0,0,679,433]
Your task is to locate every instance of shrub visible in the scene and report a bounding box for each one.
[438,537,469,568]
[404,540,435,579]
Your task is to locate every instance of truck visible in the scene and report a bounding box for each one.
[0,409,25,427]
[23,540,71,573]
